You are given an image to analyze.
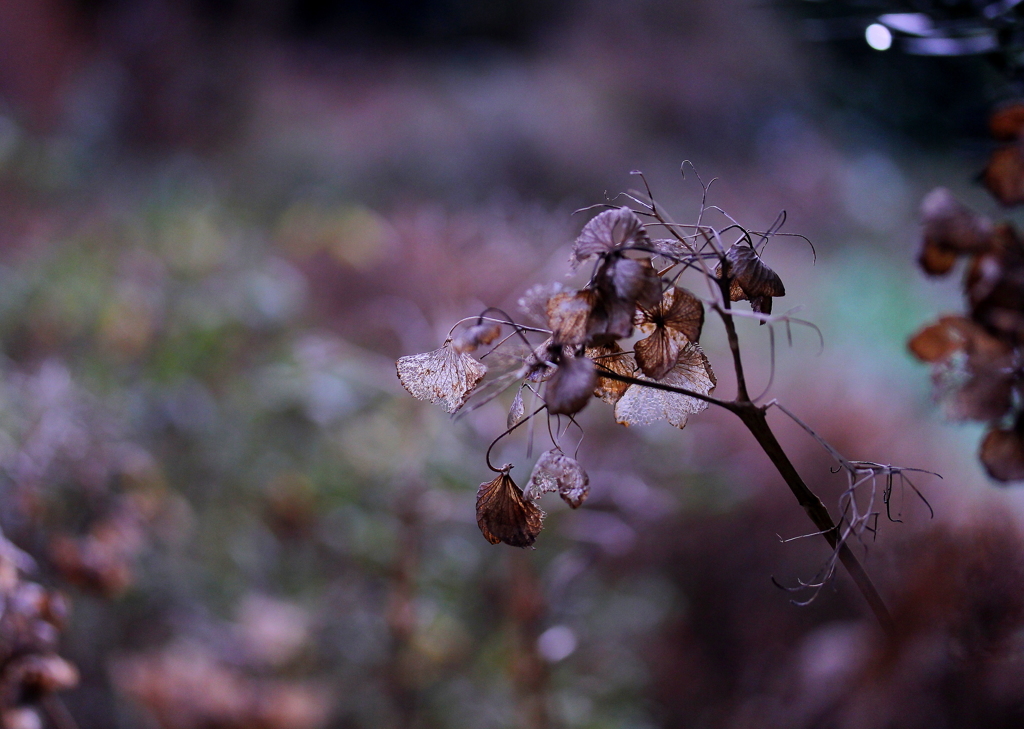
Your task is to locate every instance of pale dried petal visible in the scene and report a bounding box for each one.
[507,388,526,429]
[546,354,597,416]
[587,343,636,404]
[571,207,650,269]
[546,291,595,346]
[614,343,716,429]
[476,470,544,547]
[452,323,501,353]
[518,282,564,326]
[396,341,487,414]
[525,449,590,508]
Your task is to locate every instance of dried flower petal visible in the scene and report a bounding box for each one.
[598,256,662,307]
[525,449,590,508]
[396,341,487,414]
[717,245,785,302]
[519,282,565,326]
[546,353,597,416]
[507,388,526,429]
[614,343,716,429]
[571,207,651,269]
[980,425,1024,482]
[452,323,502,353]
[983,143,1024,207]
[586,343,636,404]
[634,287,704,379]
[585,294,636,345]
[908,316,1007,364]
[546,291,595,346]
[917,188,995,276]
[476,469,544,547]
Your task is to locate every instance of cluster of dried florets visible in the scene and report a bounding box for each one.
[398,202,785,547]
[910,177,1024,481]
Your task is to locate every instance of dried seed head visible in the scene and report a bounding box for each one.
[545,353,597,416]
[571,206,651,269]
[614,343,716,429]
[396,340,487,414]
[586,343,636,404]
[452,323,502,353]
[476,469,544,547]
[634,287,704,380]
[525,449,590,508]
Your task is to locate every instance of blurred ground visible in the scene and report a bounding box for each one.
[0,1,1023,728]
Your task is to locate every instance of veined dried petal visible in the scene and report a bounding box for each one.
[716,245,785,301]
[614,343,716,429]
[452,323,502,353]
[546,353,597,416]
[980,425,1024,482]
[525,449,590,508]
[586,343,636,404]
[571,207,651,269]
[546,291,595,346]
[476,469,544,547]
[396,340,487,414]
[634,287,704,379]
[507,388,526,429]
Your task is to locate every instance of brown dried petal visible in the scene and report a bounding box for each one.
[908,315,1010,364]
[525,449,590,508]
[585,294,637,345]
[546,291,595,346]
[614,343,716,429]
[918,242,959,276]
[983,144,1024,207]
[586,343,636,404]
[721,245,785,299]
[396,341,487,414]
[546,354,597,416]
[571,207,651,268]
[634,287,704,379]
[991,103,1024,141]
[932,358,1013,422]
[920,188,994,256]
[980,426,1024,482]
[519,282,565,326]
[599,256,662,307]
[452,323,501,353]
[507,388,526,429]
[476,470,544,547]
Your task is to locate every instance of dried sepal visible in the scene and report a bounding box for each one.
[507,388,526,429]
[614,343,716,429]
[634,287,704,379]
[980,424,1024,482]
[983,143,1024,207]
[571,207,651,269]
[452,323,502,353]
[716,245,785,312]
[546,291,595,346]
[587,343,636,404]
[917,188,995,276]
[546,353,597,416]
[476,468,544,547]
[525,449,590,508]
[396,340,487,414]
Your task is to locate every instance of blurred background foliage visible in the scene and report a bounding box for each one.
[1,0,1024,727]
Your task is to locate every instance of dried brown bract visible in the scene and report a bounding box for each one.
[717,245,785,317]
[634,286,704,379]
[571,206,651,269]
[587,343,636,405]
[476,468,544,548]
[545,352,597,416]
[525,449,590,508]
[614,343,716,428]
[396,340,487,414]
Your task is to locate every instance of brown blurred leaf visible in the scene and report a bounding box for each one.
[525,449,590,508]
[546,354,596,416]
[990,103,1024,141]
[917,188,995,276]
[614,343,716,429]
[586,343,636,404]
[546,291,595,347]
[571,207,650,269]
[396,341,487,414]
[908,316,1008,364]
[634,287,704,379]
[476,470,544,547]
[983,144,1024,207]
[980,425,1024,482]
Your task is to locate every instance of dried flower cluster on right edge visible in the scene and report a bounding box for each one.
[910,104,1024,482]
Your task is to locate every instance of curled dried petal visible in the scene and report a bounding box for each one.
[546,291,595,346]
[507,388,526,429]
[476,469,544,547]
[571,207,651,268]
[396,341,487,414]
[546,353,597,416]
[716,245,785,301]
[586,343,636,404]
[598,256,662,307]
[525,449,590,508]
[452,323,502,353]
[614,343,716,429]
